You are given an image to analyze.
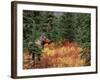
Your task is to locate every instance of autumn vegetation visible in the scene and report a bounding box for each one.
[23,10,91,69]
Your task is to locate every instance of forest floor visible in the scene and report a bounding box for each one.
[23,41,90,69]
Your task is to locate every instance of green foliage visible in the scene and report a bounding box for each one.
[60,13,90,48]
[23,10,91,55]
[73,13,91,48]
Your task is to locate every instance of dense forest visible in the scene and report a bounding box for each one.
[23,10,91,69]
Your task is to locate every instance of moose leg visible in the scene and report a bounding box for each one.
[37,54,41,61]
[32,53,35,61]
[32,53,37,68]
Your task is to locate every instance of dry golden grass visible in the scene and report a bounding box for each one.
[23,41,90,69]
